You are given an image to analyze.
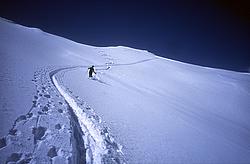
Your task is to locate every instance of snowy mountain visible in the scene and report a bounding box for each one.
[0,18,250,164]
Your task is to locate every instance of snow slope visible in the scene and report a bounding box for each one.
[0,18,250,163]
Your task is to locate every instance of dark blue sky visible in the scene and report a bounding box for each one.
[1,0,249,72]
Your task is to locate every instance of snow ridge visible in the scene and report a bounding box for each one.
[52,68,126,164]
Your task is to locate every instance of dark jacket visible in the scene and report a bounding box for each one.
[88,66,96,77]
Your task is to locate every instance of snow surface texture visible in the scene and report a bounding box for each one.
[0,18,250,163]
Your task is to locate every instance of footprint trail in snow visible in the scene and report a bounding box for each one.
[0,66,125,164]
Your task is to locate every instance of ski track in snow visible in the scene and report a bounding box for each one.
[0,56,156,164]
[0,66,124,164]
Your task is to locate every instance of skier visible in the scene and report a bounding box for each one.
[88,65,96,78]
